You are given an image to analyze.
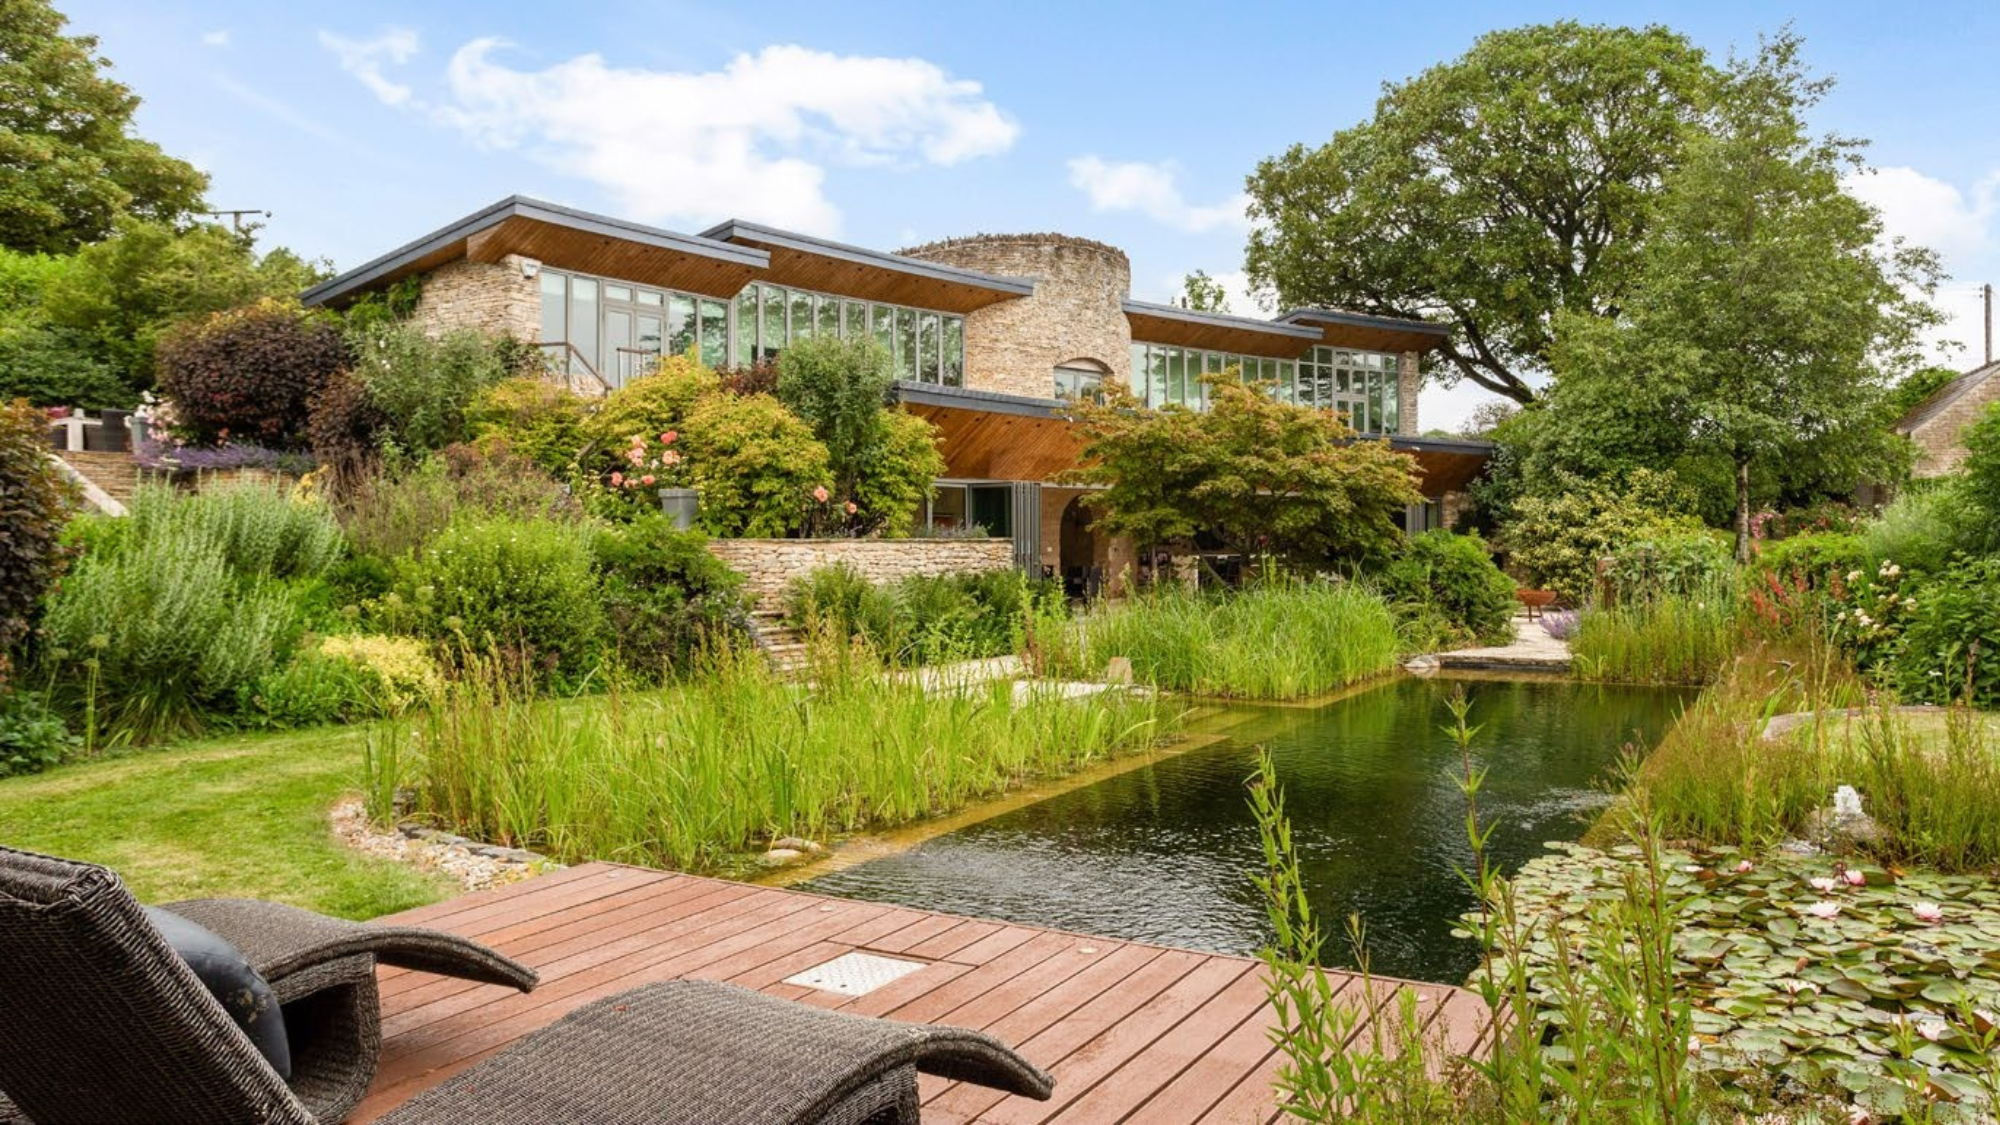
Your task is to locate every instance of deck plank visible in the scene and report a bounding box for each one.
[357,863,1490,1123]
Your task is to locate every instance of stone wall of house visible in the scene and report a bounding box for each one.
[897,235,1131,400]
[1397,351,1422,436]
[704,537,1016,610]
[1907,368,2000,477]
[411,256,541,342]
[1036,486,1133,592]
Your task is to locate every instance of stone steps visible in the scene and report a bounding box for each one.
[53,451,147,511]
[747,611,811,676]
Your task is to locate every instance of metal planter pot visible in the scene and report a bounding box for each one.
[658,487,699,530]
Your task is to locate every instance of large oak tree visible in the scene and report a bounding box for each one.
[1545,34,1940,561]
[1244,22,1720,404]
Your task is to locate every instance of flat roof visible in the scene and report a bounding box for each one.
[301,196,767,308]
[701,219,1034,301]
[1276,307,1453,337]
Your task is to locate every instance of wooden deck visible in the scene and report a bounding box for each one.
[357,862,1489,1123]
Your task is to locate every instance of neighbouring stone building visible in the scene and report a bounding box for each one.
[1896,359,2000,477]
[303,196,1492,592]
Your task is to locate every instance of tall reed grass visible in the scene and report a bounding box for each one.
[365,643,1170,870]
[1037,579,1399,700]
[1571,584,1739,686]
[1252,695,1708,1121]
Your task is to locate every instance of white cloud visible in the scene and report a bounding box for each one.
[387,40,1017,236]
[201,29,229,48]
[1845,165,2000,368]
[1067,156,1250,234]
[319,27,421,107]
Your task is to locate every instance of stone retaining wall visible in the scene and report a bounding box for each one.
[705,537,1015,609]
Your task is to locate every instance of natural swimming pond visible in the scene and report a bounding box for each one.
[801,676,1693,984]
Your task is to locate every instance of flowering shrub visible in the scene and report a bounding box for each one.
[579,355,718,460]
[1827,559,1917,672]
[1889,558,2000,707]
[318,633,444,712]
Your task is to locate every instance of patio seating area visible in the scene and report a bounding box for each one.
[357,863,1490,1123]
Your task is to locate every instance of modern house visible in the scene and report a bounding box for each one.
[1895,359,2000,478]
[302,196,1490,584]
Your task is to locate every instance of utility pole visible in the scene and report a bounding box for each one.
[1985,282,1993,367]
[203,208,270,233]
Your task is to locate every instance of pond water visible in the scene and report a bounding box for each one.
[801,676,1693,984]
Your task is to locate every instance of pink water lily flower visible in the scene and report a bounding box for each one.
[1914,902,1944,924]
[1842,869,1867,887]
[1735,860,1754,874]
[1809,876,1839,894]
[1806,901,1841,920]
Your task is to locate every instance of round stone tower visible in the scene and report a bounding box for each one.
[897,234,1131,400]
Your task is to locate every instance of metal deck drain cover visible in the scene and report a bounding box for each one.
[783,952,927,996]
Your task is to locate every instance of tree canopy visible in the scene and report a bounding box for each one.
[1177,270,1230,313]
[0,0,208,254]
[1540,33,1939,560]
[36,218,329,389]
[1244,21,1720,404]
[1062,376,1422,571]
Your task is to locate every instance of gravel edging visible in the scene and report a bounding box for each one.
[330,798,563,893]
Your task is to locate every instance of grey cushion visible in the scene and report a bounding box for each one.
[143,905,292,1080]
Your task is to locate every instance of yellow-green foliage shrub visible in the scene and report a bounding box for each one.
[680,393,831,537]
[580,354,718,457]
[466,376,592,475]
[318,634,444,712]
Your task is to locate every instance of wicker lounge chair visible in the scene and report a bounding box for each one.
[0,846,1055,1123]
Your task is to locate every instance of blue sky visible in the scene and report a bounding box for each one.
[62,0,2000,429]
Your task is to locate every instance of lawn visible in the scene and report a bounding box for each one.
[0,725,452,919]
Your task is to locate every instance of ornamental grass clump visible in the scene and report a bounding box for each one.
[1042,578,1399,700]
[1572,578,1740,686]
[367,640,1170,871]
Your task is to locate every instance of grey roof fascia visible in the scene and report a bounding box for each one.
[301,196,768,307]
[891,381,1066,418]
[1276,307,1454,338]
[1120,299,1323,341]
[700,219,1035,297]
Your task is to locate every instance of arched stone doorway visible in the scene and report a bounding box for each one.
[1059,496,1101,598]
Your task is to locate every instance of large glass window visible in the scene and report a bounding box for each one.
[532,266,968,383]
[569,278,599,379]
[1053,362,1107,402]
[918,313,940,383]
[698,299,728,368]
[538,272,566,345]
[942,317,964,386]
[759,285,787,359]
[1124,341,1400,427]
[895,309,918,381]
[666,295,695,359]
[733,287,757,368]
[789,290,814,341]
